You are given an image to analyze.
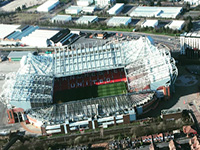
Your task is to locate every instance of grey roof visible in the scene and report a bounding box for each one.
[8,51,34,59]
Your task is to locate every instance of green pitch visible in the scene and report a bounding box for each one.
[53,82,127,103]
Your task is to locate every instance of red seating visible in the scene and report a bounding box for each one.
[54,68,127,92]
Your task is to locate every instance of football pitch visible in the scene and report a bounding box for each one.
[53,82,127,103]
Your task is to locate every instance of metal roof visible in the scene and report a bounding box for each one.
[107,3,124,14]
[107,17,131,26]
[7,51,34,59]
[130,6,182,18]
[76,15,98,24]
[0,24,20,39]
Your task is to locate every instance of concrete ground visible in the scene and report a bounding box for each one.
[0,0,46,12]
[0,61,20,93]
[0,61,20,126]
[140,64,200,118]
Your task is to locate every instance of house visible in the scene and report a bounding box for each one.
[152,133,163,143]
[183,126,197,137]
[142,135,152,143]
[169,140,181,150]
[190,136,200,150]
[164,132,174,141]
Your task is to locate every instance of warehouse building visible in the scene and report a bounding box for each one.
[37,0,59,12]
[141,20,158,28]
[130,6,183,18]
[82,6,96,14]
[180,31,200,55]
[4,25,39,41]
[7,51,36,61]
[94,0,115,8]
[107,17,131,26]
[21,29,59,47]
[65,6,82,14]
[107,3,124,15]
[77,0,93,6]
[165,20,185,30]
[48,28,79,46]
[51,15,72,23]
[76,15,98,25]
[184,0,200,5]
[0,24,20,40]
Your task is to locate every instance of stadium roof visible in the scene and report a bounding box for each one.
[76,15,98,24]
[130,6,183,18]
[27,92,154,125]
[0,37,178,112]
[51,15,72,22]
[0,24,20,39]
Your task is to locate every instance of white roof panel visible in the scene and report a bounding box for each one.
[0,24,20,39]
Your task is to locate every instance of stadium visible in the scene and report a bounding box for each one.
[0,36,178,134]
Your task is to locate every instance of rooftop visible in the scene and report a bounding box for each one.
[37,0,59,9]
[51,15,72,21]
[76,15,98,24]
[166,20,185,30]
[8,51,34,59]
[0,24,20,39]
[49,28,71,43]
[107,17,131,24]
[142,20,158,27]
[107,3,124,14]
[130,6,182,18]
[4,25,39,41]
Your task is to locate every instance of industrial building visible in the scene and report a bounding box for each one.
[4,25,39,41]
[130,6,183,18]
[107,3,124,15]
[82,6,96,14]
[180,31,200,55]
[77,0,93,6]
[165,20,185,31]
[21,29,59,47]
[37,0,59,12]
[65,6,82,14]
[65,6,95,14]
[51,15,72,23]
[48,28,79,46]
[0,24,20,40]
[107,17,131,26]
[7,51,36,61]
[76,15,98,25]
[184,0,200,5]
[141,20,158,28]
[94,0,115,8]
[0,36,177,133]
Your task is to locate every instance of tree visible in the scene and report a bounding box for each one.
[149,1,154,6]
[22,5,26,10]
[15,7,21,12]
[157,1,161,6]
